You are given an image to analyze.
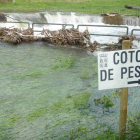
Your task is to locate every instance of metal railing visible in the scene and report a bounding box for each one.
[2,21,140,38]
[32,23,74,32]
[77,24,129,37]
[131,29,140,36]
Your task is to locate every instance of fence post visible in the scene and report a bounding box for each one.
[119,40,131,137]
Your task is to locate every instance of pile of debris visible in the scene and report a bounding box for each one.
[0,27,41,45]
[0,26,98,51]
[103,35,136,51]
[0,26,137,52]
[118,35,136,46]
[2,28,22,44]
[41,26,98,51]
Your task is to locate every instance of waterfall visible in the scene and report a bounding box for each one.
[70,12,76,24]
[123,16,140,26]
[57,12,62,23]
[4,12,105,30]
[44,12,52,23]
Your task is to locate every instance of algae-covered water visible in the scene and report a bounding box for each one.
[0,42,96,139]
[0,42,140,139]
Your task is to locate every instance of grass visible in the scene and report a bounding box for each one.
[94,95,114,113]
[69,127,88,140]
[67,117,140,140]
[93,126,119,140]
[0,0,140,16]
[92,113,140,140]
[111,89,121,98]
[126,113,140,139]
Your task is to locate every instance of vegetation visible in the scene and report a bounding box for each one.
[51,54,76,70]
[67,115,140,140]
[0,0,140,15]
[73,92,90,111]
[0,0,11,4]
[94,113,140,140]
[81,57,97,79]
[0,0,140,139]
[111,89,121,98]
[94,95,114,113]
[126,114,140,139]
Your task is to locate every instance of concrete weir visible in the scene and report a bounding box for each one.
[0,12,140,49]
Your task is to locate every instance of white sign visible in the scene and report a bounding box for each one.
[98,49,140,90]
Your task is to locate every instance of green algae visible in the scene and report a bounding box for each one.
[51,54,76,70]
[0,42,97,139]
[28,91,91,120]
[73,92,90,110]
[19,71,44,79]
[81,57,97,79]
[81,69,91,79]
[0,115,21,140]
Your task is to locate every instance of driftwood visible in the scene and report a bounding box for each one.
[2,28,22,45]
[0,26,98,52]
[125,5,140,10]
[41,26,98,51]
[21,28,34,42]
[41,26,87,46]
[0,26,137,53]
[103,44,122,51]
[1,28,41,45]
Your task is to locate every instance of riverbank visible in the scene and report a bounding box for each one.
[0,0,140,16]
